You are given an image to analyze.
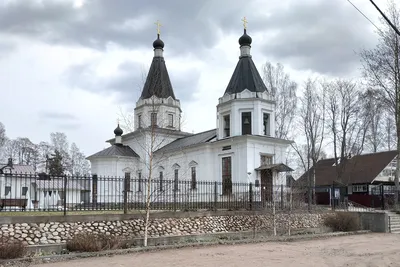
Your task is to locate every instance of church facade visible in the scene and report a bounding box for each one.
[87,25,293,204]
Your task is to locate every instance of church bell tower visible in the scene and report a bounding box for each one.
[134,21,182,132]
[216,17,276,140]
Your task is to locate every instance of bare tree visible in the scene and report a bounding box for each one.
[361,89,385,152]
[118,65,149,133]
[359,1,400,203]
[50,132,72,172]
[262,61,298,140]
[384,113,397,150]
[3,139,19,163]
[133,97,188,247]
[325,79,367,182]
[292,78,326,208]
[69,142,91,176]
[0,122,6,152]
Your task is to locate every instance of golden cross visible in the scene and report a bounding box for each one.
[241,16,248,29]
[117,118,120,125]
[155,20,162,35]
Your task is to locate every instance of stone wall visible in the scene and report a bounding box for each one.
[0,212,328,245]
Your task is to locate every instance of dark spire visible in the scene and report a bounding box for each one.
[140,34,176,100]
[239,29,252,47]
[223,27,268,95]
[153,34,164,49]
[114,124,123,136]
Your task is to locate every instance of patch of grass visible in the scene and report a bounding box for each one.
[324,212,360,232]
[66,233,124,252]
[0,237,27,259]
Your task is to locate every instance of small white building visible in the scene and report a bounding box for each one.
[87,27,293,205]
[0,160,85,210]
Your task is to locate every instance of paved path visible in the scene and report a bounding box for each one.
[34,234,400,267]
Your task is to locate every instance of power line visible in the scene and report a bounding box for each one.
[346,0,382,33]
[369,0,400,36]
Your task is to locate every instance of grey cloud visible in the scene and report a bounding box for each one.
[56,122,81,130]
[260,1,378,75]
[169,70,200,102]
[37,111,81,130]
[0,40,17,59]
[38,111,78,121]
[63,59,200,103]
[0,0,380,78]
[0,0,249,53]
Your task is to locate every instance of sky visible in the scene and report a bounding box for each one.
[0,0,390,157]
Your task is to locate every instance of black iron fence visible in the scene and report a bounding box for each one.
[0,172,333,214]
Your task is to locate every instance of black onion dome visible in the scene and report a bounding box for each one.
[153,34,164,49]
[114,124,123,136]
[239,29,252,46]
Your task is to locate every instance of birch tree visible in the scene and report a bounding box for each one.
[292,78,326,208]
[262,61,298,140]
[326,79,367,183]
[0,122,6,151]
[137,99,189,247]
[359,1,400,203]
[362,89,385,152]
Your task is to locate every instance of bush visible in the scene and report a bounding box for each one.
[323,212,360,232]
[66,232,123,252]
[0,237,27,259]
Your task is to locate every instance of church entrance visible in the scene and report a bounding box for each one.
[260,169,273,206]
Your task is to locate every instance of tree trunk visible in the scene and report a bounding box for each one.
[395,129,400,208]
[307,170,312,212]
[144,128,155,247]
[273,196,277,236]
[143,170,152,247]
[288,181,292,236]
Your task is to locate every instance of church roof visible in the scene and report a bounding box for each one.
[224,56,268,95]
[140,55,176,100]
[87,144,139,159]
[156,129,217,153]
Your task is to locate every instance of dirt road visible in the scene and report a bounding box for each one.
[34,234,400,267]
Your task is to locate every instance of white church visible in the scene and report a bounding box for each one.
[87,23,293,204]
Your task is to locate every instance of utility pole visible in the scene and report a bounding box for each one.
[369,0,400,36]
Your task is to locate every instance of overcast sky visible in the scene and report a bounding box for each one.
[0,0,389,157]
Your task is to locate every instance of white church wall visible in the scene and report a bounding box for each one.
[89,157,139,203]
[134,96,181,131]
[217,96,276,139]
[246,138,288,186]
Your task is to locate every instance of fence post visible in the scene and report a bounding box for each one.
[332,182,335,211]
[92,174,98,210]
[63,175,67,216]
[249,182,253,211]
[173,180,177,212]
[280,184,284,210]
[123,174,128,214]
[381,184,385,210]
[214,181,218,211]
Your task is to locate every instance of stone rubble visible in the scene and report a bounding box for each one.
[0,213,327,245]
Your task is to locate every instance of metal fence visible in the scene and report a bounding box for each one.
[0,172,324,214]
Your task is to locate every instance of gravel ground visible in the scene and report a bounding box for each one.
[32,234,400,267]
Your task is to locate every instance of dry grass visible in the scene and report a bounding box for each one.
[323,212,360,232]
[66,232,124,252]
[0,237,27,259]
